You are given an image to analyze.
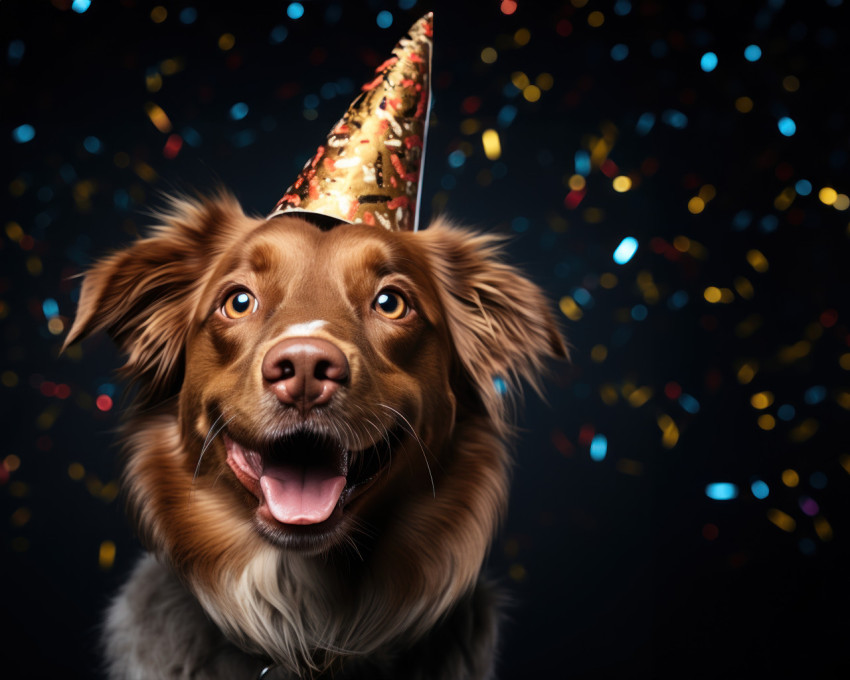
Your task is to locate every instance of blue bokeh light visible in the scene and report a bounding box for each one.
[611,44,629,61]
[744,44,762,61]
[42,298,59,319]
[448,150,466,168]
[590,435,607,461]
[778,116,796,136]
[83,135,101,153]
[706,483,738,501]
[179,7,198,24]
[700,52,718,72]
[287,2,305,20]
[376,10,393,28]
[229,102,249,120]
[751,480,770,499]
[12,124,35,143]
[613,236,638,264]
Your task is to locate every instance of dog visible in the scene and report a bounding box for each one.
[66,193,566,678]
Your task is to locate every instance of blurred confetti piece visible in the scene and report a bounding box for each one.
[657,414,679,448]
[814,517,834,542]
[99,540,116,569]
[767,508,796,533]
[481,129,501,160]
[144,102,172,133]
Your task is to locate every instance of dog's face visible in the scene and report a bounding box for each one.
[182,217,458,554]
[66,194,565,603]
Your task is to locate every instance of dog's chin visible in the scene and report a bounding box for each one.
[223,426,391,555]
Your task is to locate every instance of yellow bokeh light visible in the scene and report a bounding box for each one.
[600,385,619,405]
[628,387,653,408]
[559,296,583,321]
[514,28,531,46]
[583,207,604,224]
[736,361,757,384]
[460,118,480,135]
[536,73,554,90]
[703,286,722,303]
[5,221,23,242]
[145,72,162,93]
[218,33,235,51]
[819,187,838,205]
[698,184,716,201]
[47,317,64,335]
[150,6,167,23]
[587,10,605,27]
[612,175,632,192]
[144,102,172,133]
[523,85,541,102]
[734,276,754,299]
[814,517,833,542]
[746,249,769,273]
[481,129,501,160]
[782,75,800,92]
[774,187,796,211]
[480,47,497,64]
[757,414,776,430]
[600,272,618,289]
[68,462,85,480]
[767,508,796,533]
[591,345,608,362]
[750,391,774,409]
[789,418,818,443]
[99,540,117,570]
[735,96,754,113]
[160,58,183,76]
[673,235,691,253]
[568,174,586,191]
[781,469,800,487]
[511,71,530,90]
[839,353,850,370]
[833,194,849,211]
[657,414,679,449]
[688,196,706,214]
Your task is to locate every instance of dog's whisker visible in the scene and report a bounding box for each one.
[193,414,235,484]
[379,403,435,498]
[200,412,225,454]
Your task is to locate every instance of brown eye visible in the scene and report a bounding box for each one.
[373,290,408,320]
[222,290,258,319]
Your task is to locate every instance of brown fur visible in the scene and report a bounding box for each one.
[66,193,566,679]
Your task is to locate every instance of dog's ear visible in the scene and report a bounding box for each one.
[415,220,568,425]
[64,193,251,405]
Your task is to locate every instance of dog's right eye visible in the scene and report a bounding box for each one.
[373,290,408,320]
[222,291,258,319]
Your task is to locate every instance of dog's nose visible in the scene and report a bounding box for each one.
[262,337,349,415]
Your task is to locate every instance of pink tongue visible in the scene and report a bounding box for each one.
[259,464,346,525]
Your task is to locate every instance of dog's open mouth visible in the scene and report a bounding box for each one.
[224,429,387,527]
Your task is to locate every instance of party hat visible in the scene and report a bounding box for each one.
[269,13,433,231]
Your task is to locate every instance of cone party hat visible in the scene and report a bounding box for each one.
[269,13,433,231]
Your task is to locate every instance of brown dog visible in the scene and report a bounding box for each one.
[66,193,565,679]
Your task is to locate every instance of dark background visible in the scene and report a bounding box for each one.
[3,0,850,677]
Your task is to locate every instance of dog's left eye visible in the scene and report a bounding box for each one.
[222,290,258,319]
[373,290,408,320]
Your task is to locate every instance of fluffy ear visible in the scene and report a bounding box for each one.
[64,192,252,406]
[415,219,568,426]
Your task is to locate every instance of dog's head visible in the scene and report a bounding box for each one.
[66,192,565,571]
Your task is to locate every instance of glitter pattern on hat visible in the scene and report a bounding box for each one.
[269,12,432,231]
